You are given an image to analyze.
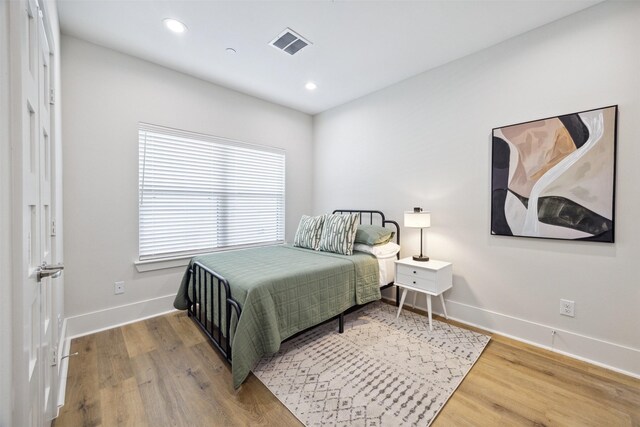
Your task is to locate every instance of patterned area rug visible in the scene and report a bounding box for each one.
[253,301,490,427]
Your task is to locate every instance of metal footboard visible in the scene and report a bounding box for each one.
[187,262,242,363]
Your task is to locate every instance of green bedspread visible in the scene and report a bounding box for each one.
[173,244,381,388]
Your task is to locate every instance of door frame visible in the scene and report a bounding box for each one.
[1,1,14,425]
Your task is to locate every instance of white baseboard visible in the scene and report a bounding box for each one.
[66,294,177,339]
[55,318,70,417]
[440,298,640,379]
[64,292,640,380]
[381,288,640,379]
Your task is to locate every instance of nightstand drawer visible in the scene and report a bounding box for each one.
[396,273,437,292]
[396,264,436,281]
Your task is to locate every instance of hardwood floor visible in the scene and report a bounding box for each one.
[54,308,640,427]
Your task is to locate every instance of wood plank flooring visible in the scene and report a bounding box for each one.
[54,307,640,427]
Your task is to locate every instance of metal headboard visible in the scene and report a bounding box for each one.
[333,209,401,306]
[332,209,400,247]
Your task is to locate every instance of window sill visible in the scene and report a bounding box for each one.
[134,256,191,272]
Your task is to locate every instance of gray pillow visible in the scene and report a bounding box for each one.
[354,224,395,246]
[318,213,360,255]
[293,215,326,250]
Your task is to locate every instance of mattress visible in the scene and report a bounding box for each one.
[378,256,396,287]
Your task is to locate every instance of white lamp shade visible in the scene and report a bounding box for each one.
[404,211,431,228]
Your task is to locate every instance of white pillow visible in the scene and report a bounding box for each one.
[353,241,400,259]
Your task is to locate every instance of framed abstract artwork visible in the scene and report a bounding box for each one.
[491,105,617,242]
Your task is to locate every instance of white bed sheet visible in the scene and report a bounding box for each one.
[378,256,396,287]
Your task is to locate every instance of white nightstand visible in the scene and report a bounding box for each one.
[394,257,452,331]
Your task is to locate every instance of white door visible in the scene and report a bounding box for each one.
[37,8,57,423]
[10,0,61,425]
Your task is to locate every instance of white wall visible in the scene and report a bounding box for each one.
[0,1,13,424]
[62,36,313,332]
[313,1,640,376]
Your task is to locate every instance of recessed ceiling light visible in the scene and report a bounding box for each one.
[226,48,237,54]
[163,18,187,34]
[305,82,317,91]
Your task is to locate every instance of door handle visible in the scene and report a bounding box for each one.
[37,263,64,281]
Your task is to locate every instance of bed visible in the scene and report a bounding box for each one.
[173,209,400,388]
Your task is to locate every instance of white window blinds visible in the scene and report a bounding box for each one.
[138,123,285,260]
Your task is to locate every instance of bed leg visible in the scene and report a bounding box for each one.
[339,312,344,334]
[396,285,400,307]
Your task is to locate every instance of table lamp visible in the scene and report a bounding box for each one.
[404,207,431,262]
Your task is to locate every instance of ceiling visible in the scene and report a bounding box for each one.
[57,0,602,115]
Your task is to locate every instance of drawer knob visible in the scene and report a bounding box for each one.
[413,271,417,274]
[413,281,416,284]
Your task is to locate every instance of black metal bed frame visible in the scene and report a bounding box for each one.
[187,262,241,361]
[186,209,400,364]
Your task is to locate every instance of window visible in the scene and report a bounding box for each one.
[138,123,285,261]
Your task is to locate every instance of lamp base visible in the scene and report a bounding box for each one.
[412,255,430,262]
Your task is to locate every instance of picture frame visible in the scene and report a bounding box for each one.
[491,105,618,242]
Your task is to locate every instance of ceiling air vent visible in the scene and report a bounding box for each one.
[269,28,312,56]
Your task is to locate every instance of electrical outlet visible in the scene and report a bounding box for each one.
[560,299,575,317]
[114,281,125,295]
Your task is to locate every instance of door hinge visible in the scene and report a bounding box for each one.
[49,88,55,105]
[51,218,56,236]
[51,346,57,367]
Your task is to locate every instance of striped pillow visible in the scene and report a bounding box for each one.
[318,213,360,255]
[293,215,326,250]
